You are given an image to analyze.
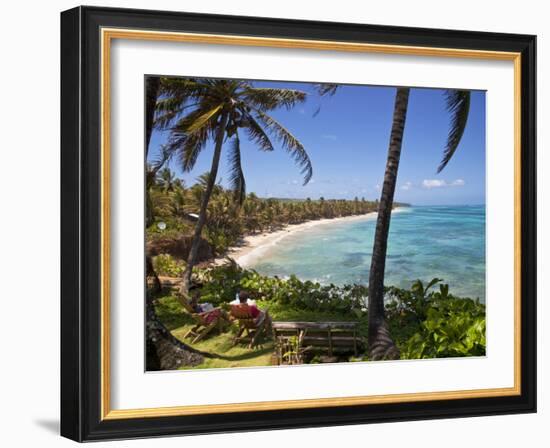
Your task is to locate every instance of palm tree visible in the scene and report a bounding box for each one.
[145,77,161,153]
[367,88,471,360]
[157,167,176,192]
[144,76,207,371]
[157,78,313,296]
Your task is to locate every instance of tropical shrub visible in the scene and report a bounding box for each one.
[193,263,486,360]
[197,261,367,314]
[393,280,486,359]
[401,305,486,359]
[152,254,186,277]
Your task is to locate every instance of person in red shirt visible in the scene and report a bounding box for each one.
[236,290,272,330]
[237,290,260,317]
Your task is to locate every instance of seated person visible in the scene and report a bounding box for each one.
[229,290,257,308]
[189,290,214,313]
[189,291,223,325]
[231,290,272,329]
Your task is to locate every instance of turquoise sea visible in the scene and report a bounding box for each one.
[246,205,486,302]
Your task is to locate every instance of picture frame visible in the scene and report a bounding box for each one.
[60,5,536,442]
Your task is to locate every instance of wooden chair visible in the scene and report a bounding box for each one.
[230,304,269,348]
[182,302,226,344]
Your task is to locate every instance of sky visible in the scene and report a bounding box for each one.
[148,79,486,206]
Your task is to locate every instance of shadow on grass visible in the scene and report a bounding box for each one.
[207,345,274,361]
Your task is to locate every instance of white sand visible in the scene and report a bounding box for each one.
[213,208,406,268]
[215,207,408,268]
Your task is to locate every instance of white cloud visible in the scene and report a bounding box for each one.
[401,181,413,191]
[422,179,466,189]
[375,184,381,190]
[422,179,447,188]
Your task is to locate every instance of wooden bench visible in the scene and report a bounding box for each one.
[272,321,362,365]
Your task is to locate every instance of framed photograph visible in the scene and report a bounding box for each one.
[60,6,536,441]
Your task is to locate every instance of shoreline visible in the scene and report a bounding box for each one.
[215,207,407,268]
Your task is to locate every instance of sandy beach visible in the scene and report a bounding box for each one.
[215,209,409,268]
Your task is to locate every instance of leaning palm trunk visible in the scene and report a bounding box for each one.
[145,77,160,154]
[180,112,229,296]
[367,87,410,360]
[144,76,203,370]
[146,292,205,370]
[145,77,162,292]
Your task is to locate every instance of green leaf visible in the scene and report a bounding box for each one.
[187,104,223,133]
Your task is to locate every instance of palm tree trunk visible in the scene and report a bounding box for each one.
[145,292,206,370]
[181,112,229,296]
[145,76,162,291]
[145,77,160,157]
[143,76,203,370]
[146,255,161,293]
[367,87,410,360]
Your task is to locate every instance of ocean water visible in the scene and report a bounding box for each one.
[246,206,486,301]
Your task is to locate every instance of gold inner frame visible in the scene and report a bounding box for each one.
[100,27,522,420]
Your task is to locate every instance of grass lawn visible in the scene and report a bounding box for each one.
[154,290,365,370]
[154,292,275,369]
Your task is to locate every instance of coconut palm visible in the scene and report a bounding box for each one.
[145,77,161,154]
[157,78,312,295]
[367,88,471,360]
[144,77,204,371]
[157,167,177,192]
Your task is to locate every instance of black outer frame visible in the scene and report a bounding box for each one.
[60,5,537,442]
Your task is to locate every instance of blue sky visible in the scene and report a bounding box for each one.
[148,80,485,205]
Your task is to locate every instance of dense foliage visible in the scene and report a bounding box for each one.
[197,259,367,314]
[147,167,400,256]
[193,262,486,359]
[152,253,185,277]
[384,279,486,358]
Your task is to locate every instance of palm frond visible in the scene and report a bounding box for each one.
[242,113,274,152]
[167,125,209,172]
[150,144,175,174]
[254,109,313,185]
[438,90,471,173]
[155,77,214,130]
[227,132,246,204]
[312,84,339,118]
[315,83,339,97]
[171,105,218,135]
[159,78,210,99]
[154,98,198,129]
[186,104,223,133]
[243,87,306,111]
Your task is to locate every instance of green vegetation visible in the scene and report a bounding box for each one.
[153,263,486,369]
[154,293,275,369]
[152,253,185,277]
[154,79,318,293]
[143,75,477,368]
[147,171,398,258]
